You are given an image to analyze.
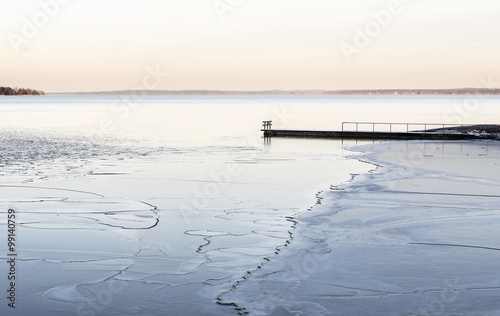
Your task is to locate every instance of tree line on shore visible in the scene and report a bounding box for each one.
[0,86,45,96]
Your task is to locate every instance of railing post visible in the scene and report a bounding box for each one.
[336,121,472,135]
[262,120,272,130]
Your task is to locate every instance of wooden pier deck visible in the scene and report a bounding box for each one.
[261,121,497,141]
[262,129,482,140]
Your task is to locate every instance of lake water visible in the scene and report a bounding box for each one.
[1,95,500,315]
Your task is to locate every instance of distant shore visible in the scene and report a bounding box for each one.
[48,88,500,96]
[0,86,44,96]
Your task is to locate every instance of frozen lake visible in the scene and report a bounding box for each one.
[1,95,500,315]
[223,140,500,315]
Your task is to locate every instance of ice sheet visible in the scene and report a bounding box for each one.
[221,140,500,315]
[0,129,370,315]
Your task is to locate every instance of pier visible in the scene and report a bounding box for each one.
[262,121,498,140]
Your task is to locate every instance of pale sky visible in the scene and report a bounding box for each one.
[1,0,499,92]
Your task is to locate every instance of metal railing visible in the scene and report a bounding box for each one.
[341,122,465,134]
[262,120,273,130]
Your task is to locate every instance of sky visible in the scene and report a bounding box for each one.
[1,0,499,92]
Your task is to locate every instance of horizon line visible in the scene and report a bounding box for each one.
[46,88,500,95]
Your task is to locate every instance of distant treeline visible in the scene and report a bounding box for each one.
[0,86,45,96]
